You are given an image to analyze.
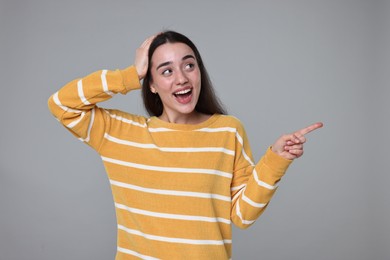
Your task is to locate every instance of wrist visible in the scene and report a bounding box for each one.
[120,66,142,91]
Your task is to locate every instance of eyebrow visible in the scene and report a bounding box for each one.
[156,54,196,71]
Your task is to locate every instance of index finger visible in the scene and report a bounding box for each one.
[140,35,156,48]
[140,33,161,48]
[296,122,323,136]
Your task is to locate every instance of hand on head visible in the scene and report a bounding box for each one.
[135,35,158,80]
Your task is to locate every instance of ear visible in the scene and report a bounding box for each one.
[150,83,157,94]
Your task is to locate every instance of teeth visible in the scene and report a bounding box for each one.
[174,89,191,95]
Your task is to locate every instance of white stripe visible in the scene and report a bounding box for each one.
[148,127,176,132]
[104,110,147,128]
[232,186,245,203]
[235,200,256,225]
[66,112,86,128]
[109,180,231,202]
[117,246,160,260]
[231,184,246,203]
[197,127,236,133]
[104,133,235,156]
[231,184,246,192]
[77,80,91,105]
[102,156,232,178]
[78,108,95,142]
[197,127,254,165]
[225,129,254,166]
[241,149,254,166]
[253,169,277,190]
[242,193,267,208]
[118,224,232,245]
[235,132,255,165]
[115,203,231,224]
[101,70,114,96]
[53,92,82,113]
[235,132,244,145]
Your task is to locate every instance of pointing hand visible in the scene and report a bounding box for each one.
[271,122,323,160]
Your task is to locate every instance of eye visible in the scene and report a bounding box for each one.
[162,69,172,76]
[185,63,195,71]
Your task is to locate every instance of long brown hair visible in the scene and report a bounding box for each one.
[142,31,226,117]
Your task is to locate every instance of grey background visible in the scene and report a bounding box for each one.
[1,0,389,259]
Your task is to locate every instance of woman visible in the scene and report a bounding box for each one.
[48,31,322,260]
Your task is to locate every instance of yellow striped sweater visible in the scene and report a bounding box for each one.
[48,66,292,259]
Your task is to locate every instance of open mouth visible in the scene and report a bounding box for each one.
[173,88,192,97]
[173,87,193,104]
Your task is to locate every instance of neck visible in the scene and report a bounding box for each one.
[159,111,210,125]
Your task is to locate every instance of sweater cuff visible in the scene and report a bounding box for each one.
[263,146,293,174]
[120,65,141,91]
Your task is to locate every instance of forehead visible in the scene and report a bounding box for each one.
[151,42,195,65]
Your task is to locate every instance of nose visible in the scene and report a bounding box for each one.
[175,69,188,85]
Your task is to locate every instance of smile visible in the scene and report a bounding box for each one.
[173,87,193,104]
[173,87,192,97]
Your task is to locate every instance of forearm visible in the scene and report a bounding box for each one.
[48,66,140,120]
[47,65,141,149]
[231,147,292,229]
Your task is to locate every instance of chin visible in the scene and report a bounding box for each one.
[179,106,197,115]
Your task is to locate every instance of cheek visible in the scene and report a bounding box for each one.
[154,80,171,92]
[153,82,174,100]
[150,77,163,91]
[195,70,201,84]
[194,74,201,90]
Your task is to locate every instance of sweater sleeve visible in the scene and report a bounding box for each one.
[47,66,141,151]
[230,122,292,229]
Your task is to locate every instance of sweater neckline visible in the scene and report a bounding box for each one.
[148,114,221,131]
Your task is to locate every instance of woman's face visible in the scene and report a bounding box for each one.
[149,42,201,121]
